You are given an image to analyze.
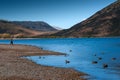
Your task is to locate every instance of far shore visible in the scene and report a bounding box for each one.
[0,44,86,80]
[0,36,120,40]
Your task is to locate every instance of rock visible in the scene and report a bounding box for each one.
[103,64,108,68]
[94,54,96,56]
[92,61,98,64]
[65,60,70,64]
[69,50,72,52]
[98,57,102,60]
[112,58,116,60]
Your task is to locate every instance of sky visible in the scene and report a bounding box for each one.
[0,0,117,29]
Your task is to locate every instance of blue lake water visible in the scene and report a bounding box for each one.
[0,38,120,80]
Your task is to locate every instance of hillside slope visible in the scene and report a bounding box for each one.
[54,1,120,37]
[12,21,57,31]
[0,20,54,38]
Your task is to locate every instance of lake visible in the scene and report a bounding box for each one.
[0,38,120,80]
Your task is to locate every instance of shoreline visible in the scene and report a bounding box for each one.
[0,36,120,40]
[0,44,86,80]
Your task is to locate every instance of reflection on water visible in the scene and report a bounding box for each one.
[0,38,120,80]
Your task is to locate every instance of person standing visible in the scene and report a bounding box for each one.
[10,38,13,45]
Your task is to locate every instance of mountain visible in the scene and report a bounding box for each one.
[53,26,63,30]
[53,1,120,37]
[0,20,56,38]
[12,21,57,31]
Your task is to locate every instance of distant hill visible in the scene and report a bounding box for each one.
[53,1,120,37]
[12,21,57,31]
[53,26,63,30]
[0,20,57,38]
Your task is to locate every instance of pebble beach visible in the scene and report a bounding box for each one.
[0,44,86,80]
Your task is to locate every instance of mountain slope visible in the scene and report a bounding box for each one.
[0,20,53,38]
[53,26,63,30]
[12,21,57,31]
[54,1,120,37]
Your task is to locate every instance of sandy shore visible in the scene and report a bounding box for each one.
[0,44,86,80]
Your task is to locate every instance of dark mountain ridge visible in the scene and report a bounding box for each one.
[12,21,57,31]
[53,1,120,37]
[0,20,57,38]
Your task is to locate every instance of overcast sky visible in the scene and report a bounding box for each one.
[0,0,116,29]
